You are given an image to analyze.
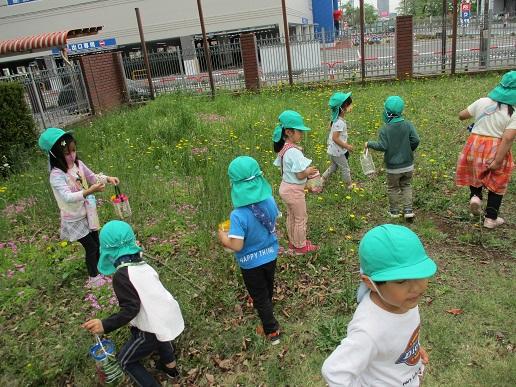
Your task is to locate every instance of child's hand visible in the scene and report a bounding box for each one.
[420,346,429,364]
[90,182,105,193]
[107,176,120,185]
[306,166,318,176]
[346,144,354,152]
[218,229,228,245]
[82,319,104,334]
[364,142,368,151]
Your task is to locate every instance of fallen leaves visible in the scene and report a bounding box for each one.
[446,308,464,315]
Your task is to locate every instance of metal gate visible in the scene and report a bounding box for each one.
[0,64,91,131]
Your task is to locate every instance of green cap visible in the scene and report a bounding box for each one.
[383,96,405,124]
[488,70,516,106]
[228,156,272,208]
[38,127,72,153]
[329,91,352,122]
[98,220,142,275]
[359,224,437,282]
[272,110,311,142]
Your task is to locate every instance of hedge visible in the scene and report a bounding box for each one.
[0,82,38,176]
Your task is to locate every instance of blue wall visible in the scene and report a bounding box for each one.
[312,0,335,41]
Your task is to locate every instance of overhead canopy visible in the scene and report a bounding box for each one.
[0,27,103,57]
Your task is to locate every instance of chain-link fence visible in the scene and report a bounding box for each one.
[0,64,90,131]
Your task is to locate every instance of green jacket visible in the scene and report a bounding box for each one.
[367,120,420,170]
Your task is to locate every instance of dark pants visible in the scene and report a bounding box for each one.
[241,259,279,335]
[118,327,176,387]
[470,186,503,220]
[78,231,100,277]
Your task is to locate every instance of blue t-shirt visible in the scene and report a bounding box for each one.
[228,197,279,270]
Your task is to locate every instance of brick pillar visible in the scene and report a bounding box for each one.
[79,52,126,114]
[240,33,260,91]
[396,16,413,80]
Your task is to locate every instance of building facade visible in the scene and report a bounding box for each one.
[0,0,316,72]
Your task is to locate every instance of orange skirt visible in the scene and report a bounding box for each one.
[455,134,514,195]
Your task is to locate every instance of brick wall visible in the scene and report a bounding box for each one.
[240,33,260,91]
[79,52,126,114]
[396,16,413,80]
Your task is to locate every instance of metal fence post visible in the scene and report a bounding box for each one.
[28,67,47,129]
[451,0,458,74]
[479,0,490,68]
[359,0,366,84]
[441,0,447,73]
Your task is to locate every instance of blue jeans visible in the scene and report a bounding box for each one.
[118,327,176,387]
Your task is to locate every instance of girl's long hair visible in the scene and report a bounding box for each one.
[498,102,514,117]
[49,133,79,173]
[273,127,286,153]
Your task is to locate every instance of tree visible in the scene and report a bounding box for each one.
[397,0,455,18]
[346,4,379,26]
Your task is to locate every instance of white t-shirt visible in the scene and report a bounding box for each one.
[273,147,312,185]
[327,118,349,157]
[468,97,516,138]
[322,292,424,387]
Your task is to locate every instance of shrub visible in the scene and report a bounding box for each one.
[0,82,38,176]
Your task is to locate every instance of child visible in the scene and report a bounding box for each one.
[218,156,282,344]
[456,70,515,229]
[322,224,437,386]
[322,91,354,189]
[82,220,185,385]
[38,128,119,285]
[366,96,420,219]
[272,110,319,255]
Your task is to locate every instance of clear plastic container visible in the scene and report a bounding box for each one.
[306,171,323,193]
[360,148,376,176]
[85,194,101,230]
[111,186,132,219]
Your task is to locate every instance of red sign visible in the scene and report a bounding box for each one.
[99,40,106,47]
[461,3,471,12]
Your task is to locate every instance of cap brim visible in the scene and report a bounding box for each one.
[370,256,437,282]
[294,125,311,131]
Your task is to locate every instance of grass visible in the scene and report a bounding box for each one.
[0,72,514,386]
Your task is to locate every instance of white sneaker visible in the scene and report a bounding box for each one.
[483,217,505,229]
[388,210,401,218]
[469,196,481,216]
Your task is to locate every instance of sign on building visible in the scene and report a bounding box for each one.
[7,0,39,5]
[51,38,117,56]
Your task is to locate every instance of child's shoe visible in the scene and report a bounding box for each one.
[266,330,281,345]
[403,209,415,219]
[156,361,179,379]
[483,217,505,229]
[388,210,401,218]
[293,241,319,255]
[469,196,482,216]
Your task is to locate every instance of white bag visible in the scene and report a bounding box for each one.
[360,148,376,176]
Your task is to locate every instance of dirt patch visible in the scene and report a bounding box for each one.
[198,113,227,123]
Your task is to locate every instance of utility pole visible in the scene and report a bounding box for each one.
[135,8,155,100]
[196,0,216,98]
[281,0,294,85]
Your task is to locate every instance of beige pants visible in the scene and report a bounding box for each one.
[279,181,307,248]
